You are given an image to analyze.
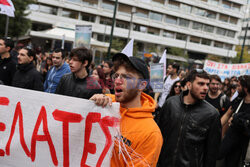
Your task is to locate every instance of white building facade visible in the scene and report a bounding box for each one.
[27,0,246,61]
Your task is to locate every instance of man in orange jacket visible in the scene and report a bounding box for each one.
[90,53,163,167]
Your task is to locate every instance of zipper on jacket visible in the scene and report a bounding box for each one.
[172,105,188,167]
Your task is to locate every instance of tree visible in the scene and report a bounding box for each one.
[0,0,34,38]
[232,45,250,63]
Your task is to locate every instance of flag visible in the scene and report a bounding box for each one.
[122,39,134,57]
[0,0,15,17]
[159,49,167,78]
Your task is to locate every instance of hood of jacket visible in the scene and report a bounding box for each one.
[107,92,156,119]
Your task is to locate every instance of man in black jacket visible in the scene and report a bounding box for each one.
[158,69,221,167]
[12,47,43,91]
[0,37,16,86]
[55,47,102,99]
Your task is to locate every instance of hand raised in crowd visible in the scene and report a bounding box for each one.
[90,94,112,108]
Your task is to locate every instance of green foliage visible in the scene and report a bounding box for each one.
[0,0,34,37]
[232,45,250,63]
[168,47,185,57]
[111,38,126,52]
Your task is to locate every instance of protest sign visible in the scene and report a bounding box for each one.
[150,63,164,92]
[0,85,120,167]
[204,60,250,81]
[75,25,92,49]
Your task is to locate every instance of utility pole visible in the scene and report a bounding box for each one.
[240,23,248,63]
[4,16,9,37]
[107,0,118,60]
[127,8,136,43]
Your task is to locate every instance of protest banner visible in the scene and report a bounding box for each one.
[0,85,120,167]
[150,63,164,92]
[204,60,250,81]
[75,25,92,49]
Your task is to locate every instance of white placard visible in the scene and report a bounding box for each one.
[204,60,250,81]
[0,85,120,167]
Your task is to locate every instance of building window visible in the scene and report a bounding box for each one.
[232,3,240,11]
[118,4,132,15]
[176,33,187,41]
[229,17,238,25]
[62,9,78,19]
[66,0,81,4]
[214,41,223,48]
[225,44,233,50]
[192,7,206,17]
[227,30,235,38]
[168,0,180,10]
[163,31,175,38]
[82,0,98,7]
[190,36,200,44]
[219,14,229,23]
[148,27,160,35]
[203,25,214,33]
[149,12,162,21]
[201,38,212,46]
[135,8,148,18]
[97,34,110,42]
[102,0,114,11]
[192,22,203,30]
[206,10,216,19]
[216,28,226,36]
[133,24,148,33]
[165,15,177,25]
[28,4,39,11]
[179,18,189,28]
[222,0,231,9]
[180,4,192,13]
[208,0,219,5]
[39,5,57,15]
[81,13,95,22]
[116,20,129,29]
[152,0,165,5]
[100,17,113,26]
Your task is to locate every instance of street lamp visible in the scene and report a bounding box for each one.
[127,8,136,43]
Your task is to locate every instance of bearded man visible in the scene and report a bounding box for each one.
[90,53,163,167]
[157,69,221,167]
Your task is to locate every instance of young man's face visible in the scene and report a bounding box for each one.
[189,76,209,100]
[52,52,64,68]
[113,66,141,103]
[17,49,33,64]
[209,79,220,94]
[0,39,8,55]
[167,65,175,75]
[69,56,84,73]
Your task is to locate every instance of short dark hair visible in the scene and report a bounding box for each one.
[22,47,36,58]
[113,57,143,79]
[0,37,14,51]
[171,62,180,73]
[239,75,250,93]
[186,69,209,83]
[54,48,66,59]
[209,75,221,83]
[105,60,113,68]
[69,47,92,69]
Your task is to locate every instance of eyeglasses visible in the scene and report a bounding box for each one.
[174,85,181,88]
[111,73,134,81]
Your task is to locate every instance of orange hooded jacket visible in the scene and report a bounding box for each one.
[106,92,163,167]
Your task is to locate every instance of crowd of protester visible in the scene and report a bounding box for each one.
[0,37,249,167]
